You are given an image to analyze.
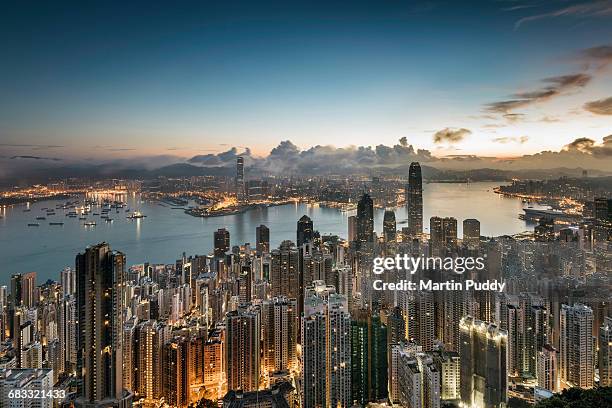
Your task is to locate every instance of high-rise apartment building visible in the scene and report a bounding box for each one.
[214,228,230,258]
[297,215,314,247]
[262,297,298,375]
[599,316,612,387]
[226,307,261,392]
[383,209,396,242]
[537,344,558,393]
[462,218,480,250]
[560,304,594,389]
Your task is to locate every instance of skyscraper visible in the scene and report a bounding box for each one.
[214,228,230,258]
[270,241,299,300]
[560,304,594,389]
[537,344,558,392]
[429,217,457,256]
[226,307,261,392]
[406,162,423,237]
[347,215,358,242]
[75,242,131,405]
[297,215,314,247]
[236,156,245,202]
[599,316,612,387]
[459,316,507,408]
[262,297,298,375]
[383,209,397,242]
[256,224,270,255]
[462,218,480,250]
[357,193,374,244]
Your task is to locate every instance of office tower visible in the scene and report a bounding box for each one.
[535,217,555,242]
[0,369,54,408]
[297,215,314,246]
[388,306,406,345]
[433,351,460,401]
[357,193,374,244]
[270,241,299,300]
[75,243,131,405]
[162,337,190,407]
[302,283,351,408]
[390,343,440,408]
[302,251,333,290]
[214,228,230,258]
[348,215,358,242]
[236,156,245,202]
[226,307,261,392]
[405,291,435,352]
[406,162,423,237]
[537,344,558,392]
[350,310,388,406]
[10,272,37,309]
[462,218,480,250]
[383,209,397,242]
[58,294,77,374]
[61,267,76,296]
[256,224,270,255]
[442,217,458,253]
[599,317,612,386]
[262,297,298,375]
[459,316,507,408]
[429,217,457,256]
[560,304,594,389]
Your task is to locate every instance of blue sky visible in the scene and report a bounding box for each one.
[1,0,611,160]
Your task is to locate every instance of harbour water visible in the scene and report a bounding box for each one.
[0,182,537,282]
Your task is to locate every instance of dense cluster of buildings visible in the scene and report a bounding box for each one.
[0,160,610,408]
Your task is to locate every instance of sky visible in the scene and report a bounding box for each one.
[1,0,612,168]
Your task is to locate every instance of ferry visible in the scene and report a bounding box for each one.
[127,211,146,219]
[36,216,46,220]
[27,223,39,227]
[105,218,113,223]
[84,221,96,227]
[49,222,64,226]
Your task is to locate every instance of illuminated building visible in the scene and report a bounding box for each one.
[270,241,299,300]
[214,228,231,258]
[162,337,190,407]
[226,307,261,392]
[459,316,507,408]
[599,316,612,387]
[383,209,397,242]
[433,351,460,401]
[389,342,440,408]
[256,224,270,255]
[262,297,298,375]
[75,243,132,406]
[534,217,555,242]
[462,218,480,250]
[357,193,374,244]
[350,309,388,406]
[236,156,245,202]
[537,344,558,392]
[348,215,357,242]
[0,368,54,408]
[406,162,423,237]
[297,215,314,247]
[204,333,224,399]
[560,304,594,389]
[301,282,351,408]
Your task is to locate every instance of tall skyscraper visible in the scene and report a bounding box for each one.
[599,316,612,387]
[301,282,351,408]
[226,307,261,392]
[429,217,457,256]
[75,242,131,405]
[256,224,270,255]
[236,156,245,202]
[357,193,374,244]
[262,297,298,375]
[406,162,423,237]
[297,215,314,247]
[462,218,480,250]
[383,209,397,242]
[347,215,358,242]
[389,343,440,408]
[560,304,594,389]
[459,316,507,408]
[537,344,558,392]
[270,241,299,300]
[61,267,76,296]
[214,228,230,258]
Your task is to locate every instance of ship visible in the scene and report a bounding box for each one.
[127,211,146,219]
[27,223,39,227]
[36,216,46,220]
[49,222,64,226]
[84,221,96,227]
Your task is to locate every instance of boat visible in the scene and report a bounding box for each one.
[93,213,99,216]
[84,221,96,227]
[127,211,146,219]
[105,218,113,222]
[23,209,31,212]
[36,216,46,220]
[27,223,39,226]
[49,222,64,226]
[79,217,87,220]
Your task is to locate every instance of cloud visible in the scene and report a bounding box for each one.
[188,147,253,166]
[0,143,64,150]
[503,113,526,123]
[584,96,612,114]
[564,135,612,156]
[433,128,471,144]
[575,44,612,69]
[492,136,530,144]
[486,73,591,113]
[515,0,612,30]
[10,155,62,161]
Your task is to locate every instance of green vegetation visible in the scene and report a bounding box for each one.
[535,387,612,408]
